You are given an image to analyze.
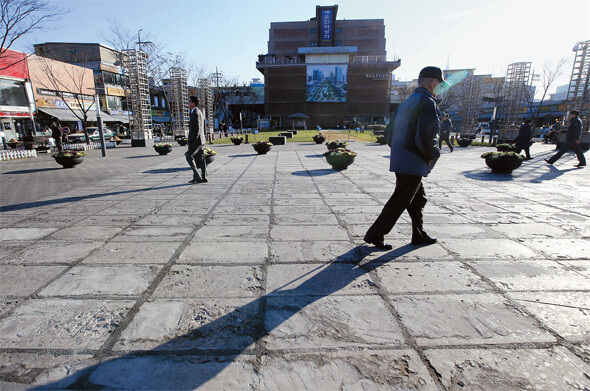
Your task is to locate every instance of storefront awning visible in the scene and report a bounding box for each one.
[107,114,130,124]
[37,107,122,122]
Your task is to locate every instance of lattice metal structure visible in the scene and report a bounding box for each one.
[499,62,531,138]
[122,49,153,146]
[564,40,589,132]
[459,75,483,135]
[169,67,189,138]
[198,78,214,136]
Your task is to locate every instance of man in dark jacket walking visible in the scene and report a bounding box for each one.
[439,114,454,152]
[50,120,63,152]
[545,110,586,167]
[515,119,533,160]
[364,66,444,250]
[186,96,207,184]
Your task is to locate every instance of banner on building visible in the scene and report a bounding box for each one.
[306,64,347,103]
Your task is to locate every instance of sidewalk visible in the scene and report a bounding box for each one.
[0,142,589,390]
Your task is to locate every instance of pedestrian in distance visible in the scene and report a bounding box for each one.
[186,96,208,184]
[515,119,533,160]
[364,66,445,250]
[545,110,586,168]
[439,114,454,152]
[50,120,63,152]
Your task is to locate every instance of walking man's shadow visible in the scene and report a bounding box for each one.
[33,244,416,390]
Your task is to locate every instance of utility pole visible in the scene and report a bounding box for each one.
[211,67,223,132]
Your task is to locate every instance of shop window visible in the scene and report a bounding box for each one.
[0,79,28,107]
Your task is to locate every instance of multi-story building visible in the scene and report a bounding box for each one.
[33,42,130,126]
[256,5,400,128]
[0,49,36,141]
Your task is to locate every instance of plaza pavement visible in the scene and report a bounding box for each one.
[0,141,589,390]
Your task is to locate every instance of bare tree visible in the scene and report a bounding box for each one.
[0,0,67,69]
[533,58,568,126]
[32,55,95,143]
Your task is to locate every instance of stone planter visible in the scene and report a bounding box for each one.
[205,155,215,165]
[325,153,355,170]
[482,152,524,174]
[457,138,472,147]
[326,140,347,150]
[154,145,173,155]
[376,135,387,145]
[231,139,244,145]
[177,138,188,146]
[313,135,326,144]
[495,143,516,152]
[54,156,84,168]
[253,143,272,154]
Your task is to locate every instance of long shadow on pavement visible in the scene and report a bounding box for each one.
[292,169,337,177]
[33,244,416,390]
[0,184,189,212]
[2,167,63,174]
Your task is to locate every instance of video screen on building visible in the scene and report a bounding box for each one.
[306,64,347,103]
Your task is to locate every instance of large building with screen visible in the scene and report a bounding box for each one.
[256,5,400,128]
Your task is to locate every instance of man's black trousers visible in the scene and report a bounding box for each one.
[365,173,426,242]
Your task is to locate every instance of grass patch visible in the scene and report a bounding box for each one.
[209,129,380,144]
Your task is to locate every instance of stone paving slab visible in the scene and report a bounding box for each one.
[425,347,590,390]
[1,142,589,389]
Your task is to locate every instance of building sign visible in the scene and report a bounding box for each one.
[306,64,347,103]
[298,46,357,54]
[100,62,122,74]
[321,9,333,41]
[36,88,94,101]
[365,73,389,81]
[0,110,30,117]
[106,87,127,96]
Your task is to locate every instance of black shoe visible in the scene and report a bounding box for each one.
[544,159,553,165]
[189,179,202,184]
[411,227,437,245]
[575,163,586,167]
[363,236,393,250]
[202,178,208,183]
[525,157,533,160]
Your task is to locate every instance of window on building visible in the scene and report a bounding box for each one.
[0,79,28,107]
[153,96,159,107]
[335,28,343,33]
[107,95,124,111]
[309,28,317,34]
[161,97,166,108]
[335,41,342,46]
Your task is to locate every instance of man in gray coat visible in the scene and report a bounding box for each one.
[364,66,445,250]
[545,110,586,167]
[186,96,207,184]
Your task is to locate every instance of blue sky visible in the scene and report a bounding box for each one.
[13,0,590,95]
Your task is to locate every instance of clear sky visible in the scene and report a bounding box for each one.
[13,0,590,96]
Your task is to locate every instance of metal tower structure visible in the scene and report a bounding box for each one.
[564,40,590,132]
[459,75,482,135]
[169,67,189,138]
[122,49,153,147]
[499,62,531,139]
[198,78,214,137]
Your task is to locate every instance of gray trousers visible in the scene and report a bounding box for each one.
[186,144,206,180]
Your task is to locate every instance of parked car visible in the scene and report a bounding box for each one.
[476,122,491,134]
[67,128,116,143]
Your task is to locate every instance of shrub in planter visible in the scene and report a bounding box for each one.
[324,147,357,170]
[376,135,387,145]
[52,150,87,168]
[177,137,188,146]
[312,133,326,144]
[495,143,516,152]
[252,141,272,154]
[204,148,217,165]
[457,138,472,147]
[481,151,524,174]
[326,140,348,150]
[154,143,173,155]
[231,136,244,145]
